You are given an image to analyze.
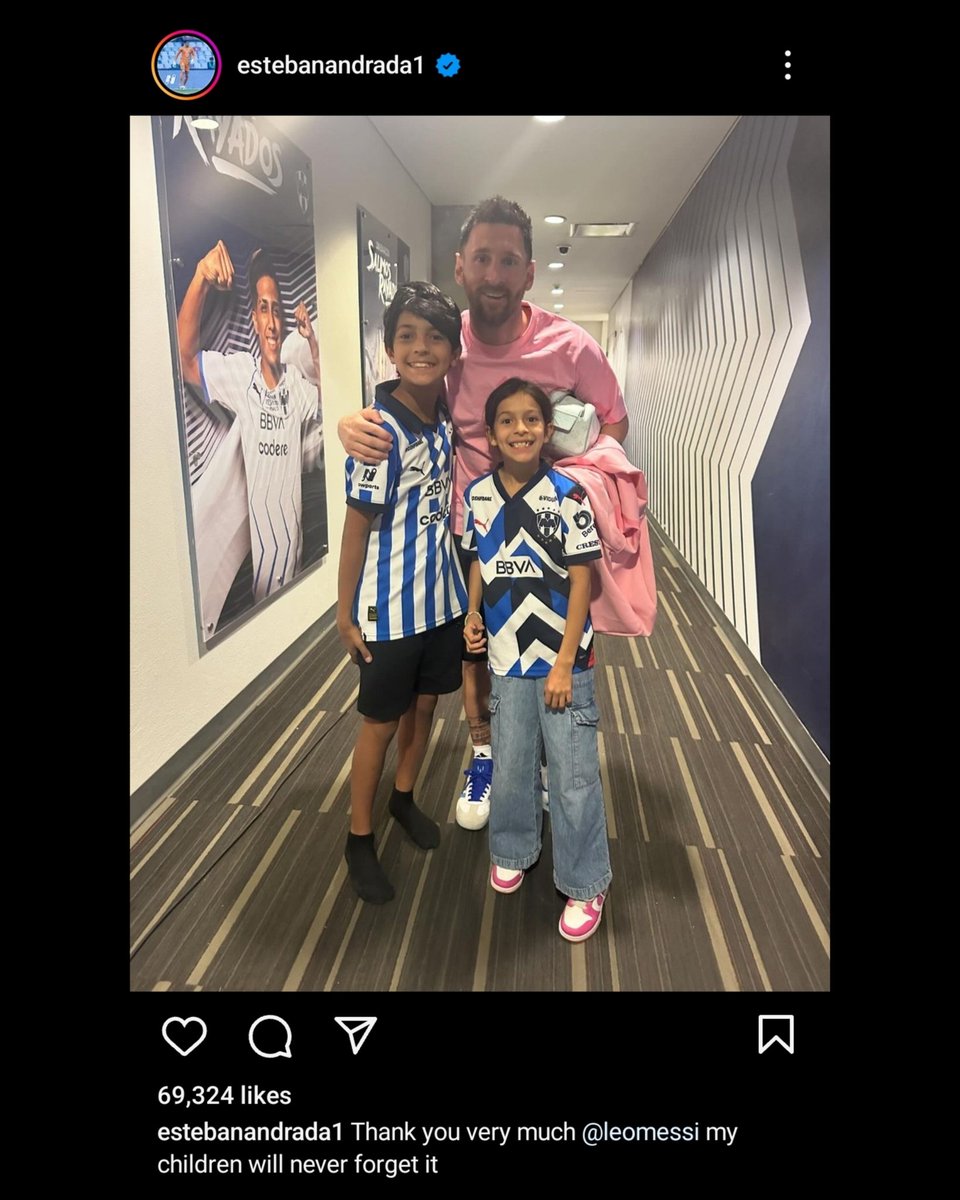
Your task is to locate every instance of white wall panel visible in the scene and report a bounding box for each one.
[625,116,811,659]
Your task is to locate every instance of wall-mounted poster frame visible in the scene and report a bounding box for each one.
[152,115,328,653]
[357,206,410,407]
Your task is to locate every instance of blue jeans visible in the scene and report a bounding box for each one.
[488,668,612,900]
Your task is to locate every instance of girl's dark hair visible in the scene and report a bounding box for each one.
[484,378,553,430]
[383,281,462,352]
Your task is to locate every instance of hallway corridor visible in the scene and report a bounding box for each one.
[130,521,829,993]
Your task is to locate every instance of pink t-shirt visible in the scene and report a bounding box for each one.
[445,303,627,533]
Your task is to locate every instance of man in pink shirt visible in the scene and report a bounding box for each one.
[338,196,628,830]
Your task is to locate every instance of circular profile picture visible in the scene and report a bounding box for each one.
[152,30,221,100]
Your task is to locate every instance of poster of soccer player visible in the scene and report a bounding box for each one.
[152,116,328,651]
[357,207,409,408]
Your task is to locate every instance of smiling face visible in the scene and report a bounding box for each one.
[387,313,459,394]
[487,388,553,471]
[251,273,283,381]
[455,223,535,340]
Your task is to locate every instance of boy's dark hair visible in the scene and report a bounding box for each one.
[248,248,281,311]
[485,378,553,431]
[459,196,533,261]
[383,281,462,352]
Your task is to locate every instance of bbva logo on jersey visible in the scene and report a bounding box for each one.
[495,557,543,577]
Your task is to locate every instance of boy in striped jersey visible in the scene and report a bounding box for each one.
[337,283,468,903]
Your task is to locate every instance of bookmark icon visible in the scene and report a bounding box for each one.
[758,1014,794,1054]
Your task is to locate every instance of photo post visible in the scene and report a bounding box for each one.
[130,35,834,1178]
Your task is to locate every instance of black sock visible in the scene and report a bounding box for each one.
[344,832,394,904]
[389,788,440,849]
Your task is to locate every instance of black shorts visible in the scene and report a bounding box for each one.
[456,541,488,664]
[356,618,465,721]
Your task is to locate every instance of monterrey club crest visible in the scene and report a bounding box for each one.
[536,509,561,540]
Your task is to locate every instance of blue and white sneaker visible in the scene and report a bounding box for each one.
[456,756,493,830]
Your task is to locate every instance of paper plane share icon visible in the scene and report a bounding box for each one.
[335,1016,378,1055]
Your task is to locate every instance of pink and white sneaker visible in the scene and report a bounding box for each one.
[490,864,525,894]
[559,893,606,942]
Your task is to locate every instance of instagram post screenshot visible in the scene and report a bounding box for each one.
[129,33,833,1179]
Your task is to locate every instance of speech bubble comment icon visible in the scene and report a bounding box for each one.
[162,1016,208,1057]
[249,1014,293,1059]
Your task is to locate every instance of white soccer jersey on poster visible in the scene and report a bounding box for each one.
[462,465,601,678]
[199,350,319,601]
[345,383,467,642]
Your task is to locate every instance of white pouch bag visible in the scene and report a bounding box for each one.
[548,389,600,457]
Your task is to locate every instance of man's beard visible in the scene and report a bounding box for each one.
[469,290,521,329]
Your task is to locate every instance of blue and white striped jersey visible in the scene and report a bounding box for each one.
[345,382,467,642]
[461,464,601,678]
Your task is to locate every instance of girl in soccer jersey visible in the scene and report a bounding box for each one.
[461,379,612,941]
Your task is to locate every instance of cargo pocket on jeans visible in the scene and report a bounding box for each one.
[569,702,600,789]
[488,691,501,743]
[570,702,599,727]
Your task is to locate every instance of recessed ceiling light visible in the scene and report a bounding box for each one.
[534,116,566,124]
[553,304,564,310]
[190,117,219,130]
[570,222,635,237]
[544,215,565,225]
[551,287,564,295]
[548,262,564,270]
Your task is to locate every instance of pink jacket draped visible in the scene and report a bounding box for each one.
[553,436,657,637]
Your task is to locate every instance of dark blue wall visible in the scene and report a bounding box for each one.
[752,116,830,755]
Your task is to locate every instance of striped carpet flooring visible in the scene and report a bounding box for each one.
[130,523,829,992]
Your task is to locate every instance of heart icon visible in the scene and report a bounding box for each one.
[162,1016,208,1056]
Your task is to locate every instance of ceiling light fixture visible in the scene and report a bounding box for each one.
[544,214,565,224]
[553,304,564,310]
[548,262,564,270]
[551,287,564,295]
[570,222,635,238]
[534,116,566,124]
